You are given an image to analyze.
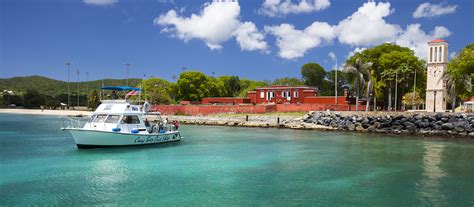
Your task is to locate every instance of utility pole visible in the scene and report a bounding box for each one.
[77,69,80,107]
[413,67,417,110]
[334,56,338,104]
[124,63,130,86]
[66,62,71,109]
[395,71,398,111]
[86,72,89,102]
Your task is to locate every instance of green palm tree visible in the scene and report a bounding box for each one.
[344,58,371,111]
[440,69,472,110]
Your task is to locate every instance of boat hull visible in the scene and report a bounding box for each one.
[67,129,181,149]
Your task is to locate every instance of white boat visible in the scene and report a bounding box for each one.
[62,86,181,149]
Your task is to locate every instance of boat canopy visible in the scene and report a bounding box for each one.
[101,86,141,91]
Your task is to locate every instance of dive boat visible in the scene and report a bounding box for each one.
[62,86,181,149]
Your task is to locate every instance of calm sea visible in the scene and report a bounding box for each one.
[0,114,473,206]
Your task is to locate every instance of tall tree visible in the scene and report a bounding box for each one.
[141,78,174,104]
[176,71,225,101]
[301,63,326,90]
[344,58,371,111]
[272,77,303,86]
[219,76,241,97]
[445,42,474,107]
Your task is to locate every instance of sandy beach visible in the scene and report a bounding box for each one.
[0,109,92,116]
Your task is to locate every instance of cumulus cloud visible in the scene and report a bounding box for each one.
[336,1,401,46]
[155,1,267,52]
[258,0,331,17]
[265,1,451,60]
[265,22,335,59]
[413,2,457,18]
[234,22,268,52]
[395,24,451,59]
[155,1,241,50]
[346,47,366,59]
[83,0,118,6]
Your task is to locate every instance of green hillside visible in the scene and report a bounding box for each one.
[0,75,143,95]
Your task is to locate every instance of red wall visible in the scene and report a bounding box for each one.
[152,104,366,115]
[303,96,348,104]
[152,105,271,115]
[202,97,250,104]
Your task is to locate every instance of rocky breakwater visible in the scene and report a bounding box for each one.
[303,112,474,137]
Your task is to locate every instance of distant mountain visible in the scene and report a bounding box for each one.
[0,75,142,95]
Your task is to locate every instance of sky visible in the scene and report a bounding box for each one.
[1,0,473,82]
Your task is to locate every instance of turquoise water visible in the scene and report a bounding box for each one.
[1,114,474,206]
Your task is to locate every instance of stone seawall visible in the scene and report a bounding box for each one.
[164,112,474,138]
[302,112,473,137]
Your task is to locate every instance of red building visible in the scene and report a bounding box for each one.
[202,85,351,105]
[248,86,318,104]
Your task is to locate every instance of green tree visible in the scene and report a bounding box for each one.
[141,78,174,104]
[301,63,326,89]
[344,58,371,111]
[87,90,101,110]
[219,76,241,97]
[272,77,303,86]
[23,90,45,108]
[445,42,474,107]
[176,71,225,101]
[238,79,267,97]
[402,91,424,110]
[349,43,426,110]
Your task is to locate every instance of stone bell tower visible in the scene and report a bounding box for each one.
[425,39,448,112]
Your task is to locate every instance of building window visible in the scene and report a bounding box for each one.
[294,91,299,98]
[439,46,442,62]
[281,91,290,98]
[434,47,437,62]
[429,47,433,62]
[260,91,264,99]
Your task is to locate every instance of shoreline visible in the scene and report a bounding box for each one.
[2,109,472,138]
[0,109,92,116]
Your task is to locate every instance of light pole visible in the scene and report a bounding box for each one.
[86,72,89,101]
[334,56,338,104]
[77,69,80,107]
[413,67,417,110]
[395,70,398,111]
[66,62,71,109]
[124,63,130,86]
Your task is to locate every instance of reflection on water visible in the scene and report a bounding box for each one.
[88,159,129,203]
[417,142,446,206]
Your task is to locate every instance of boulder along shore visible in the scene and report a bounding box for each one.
[164,112,474,138]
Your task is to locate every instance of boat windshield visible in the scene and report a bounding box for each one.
[121,115,140,124]
[94,114,108,123]
[105,115,121,123]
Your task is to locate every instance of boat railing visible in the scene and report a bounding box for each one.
[60,117,88,129]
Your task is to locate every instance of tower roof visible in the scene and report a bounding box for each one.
[428,39,447,43]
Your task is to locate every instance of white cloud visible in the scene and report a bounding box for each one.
[346,47,366,59]
[234,22,268,52]
[155,1,267,52]
[328,52,336,61]
[83,0,118,6]
[413,3,457,18]
[154,1,241,50]
[264,22,335,59]
[395,24,451,60]
[258,0,331,17]
[336,1,401,47]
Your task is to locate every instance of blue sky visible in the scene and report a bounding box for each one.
[1,0,473,82]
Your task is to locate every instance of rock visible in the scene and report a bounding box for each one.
[454,126,465,132]
[355,125,366,132]
[347,123,355,131]
[418,121,430,128]
[441,123,454,130]
[469,132,474,138]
